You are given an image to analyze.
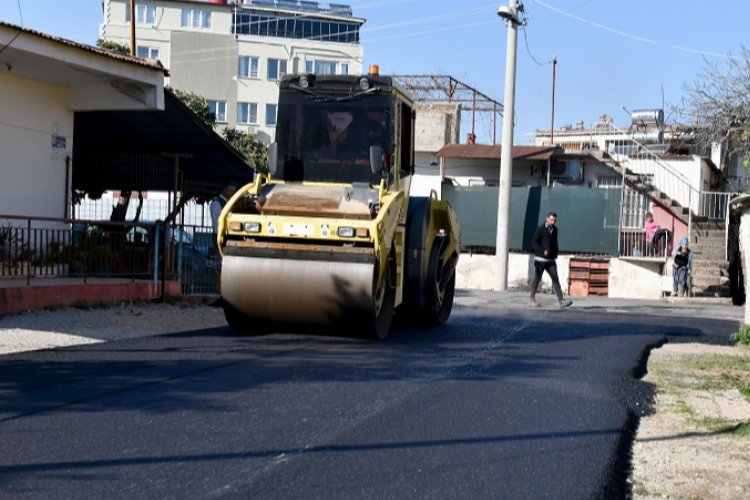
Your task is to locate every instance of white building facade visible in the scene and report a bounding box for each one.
[100,0,365,143]
[0,22,164,223]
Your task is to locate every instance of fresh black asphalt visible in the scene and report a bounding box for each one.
[0,291,742,499]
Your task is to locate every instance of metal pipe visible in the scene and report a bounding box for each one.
[130,0,136,56]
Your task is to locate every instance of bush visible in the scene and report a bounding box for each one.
[731,323,750,346]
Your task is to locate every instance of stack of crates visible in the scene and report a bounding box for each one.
[569,257,610,297]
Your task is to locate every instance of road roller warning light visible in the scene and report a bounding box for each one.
[217,72,461,339]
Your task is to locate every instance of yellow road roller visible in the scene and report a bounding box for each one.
[217,68,460,339]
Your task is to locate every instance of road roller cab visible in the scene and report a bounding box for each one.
[217,68,460,339]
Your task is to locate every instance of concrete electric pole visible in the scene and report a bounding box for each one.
[495,0,523,290]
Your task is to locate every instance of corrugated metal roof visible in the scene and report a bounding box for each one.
[436,144,556,161]
[0,21,168,75]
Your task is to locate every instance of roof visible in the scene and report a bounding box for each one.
[0,21,167,74]
[72,89,254,200]
[436,144,557,161]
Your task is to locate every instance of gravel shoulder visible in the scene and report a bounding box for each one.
[0,301,227,355]
[630,343,750,499]
[1,301,749,498]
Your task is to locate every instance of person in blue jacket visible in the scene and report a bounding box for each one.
[672,236,693,297]
[530,212,573,308]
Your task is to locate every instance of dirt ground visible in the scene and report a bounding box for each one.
[629,343,750,499]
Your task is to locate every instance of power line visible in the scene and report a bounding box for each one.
[521,25,552,66]
[532,0,740,61]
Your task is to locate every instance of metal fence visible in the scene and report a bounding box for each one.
[74,195,219,294]
[0,215,162,286]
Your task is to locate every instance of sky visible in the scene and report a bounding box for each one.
[1,0,748,144]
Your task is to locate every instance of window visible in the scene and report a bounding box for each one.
[265,104,277,126]
[267,59,287,80]
[237,102,258,124]
[304,59,348,75]
[126,4,156,24]
[208,100,227,123]
[181,8,211,29]
[136,46,160,59]
[238,56,259,78]
[232,12,360,43]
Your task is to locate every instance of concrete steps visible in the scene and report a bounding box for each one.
[689,221,729,297]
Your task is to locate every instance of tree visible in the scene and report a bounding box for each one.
[170,88,267,169]
[96,39,130,55]
[223,127,267,170]
[674,46,750,171]
[170,88,216,129]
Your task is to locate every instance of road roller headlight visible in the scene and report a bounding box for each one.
[337,226,369,238]
[244,222,261,233]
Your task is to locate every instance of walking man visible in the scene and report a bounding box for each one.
[530,212,573,308]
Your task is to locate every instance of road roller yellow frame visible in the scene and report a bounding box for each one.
[217,70,460,339]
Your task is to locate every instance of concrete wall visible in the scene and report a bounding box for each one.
[455,252,667,300]
[414,102,460,153]
[0,73,72,221]
[456,252,571,294]
[607,258,665,299]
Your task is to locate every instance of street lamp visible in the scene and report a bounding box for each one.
[495,0,524,291]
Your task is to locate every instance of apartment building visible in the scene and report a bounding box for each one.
[100,0,365,142]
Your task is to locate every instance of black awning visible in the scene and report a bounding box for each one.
[73,89,255,201]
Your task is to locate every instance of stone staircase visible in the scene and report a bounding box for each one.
[587,148,729,297]
[588,149,689,223]
[689,219,730,297]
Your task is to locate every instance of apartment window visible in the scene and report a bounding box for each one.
[267,59,287,80]
[237,102,258,124]
[181,8,211,29]
[208,100,227,123]
[125,4,156,24]
[304,59,346,75]
[233,13,360,43]
[238,56,259,78]
[265,104,277,126]
[136,46,160,59]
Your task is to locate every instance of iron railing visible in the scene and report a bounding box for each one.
[0,215,165,287]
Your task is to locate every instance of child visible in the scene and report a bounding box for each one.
[644,212,660,256]
[672,237,693,297]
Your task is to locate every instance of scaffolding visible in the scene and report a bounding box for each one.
[393,75,504,144]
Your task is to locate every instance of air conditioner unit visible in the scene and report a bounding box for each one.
[243,124,258,135]
[550,160,583,183]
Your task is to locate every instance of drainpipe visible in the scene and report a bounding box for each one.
[129,0,136,56]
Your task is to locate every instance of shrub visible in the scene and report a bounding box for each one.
[730,323,750,346]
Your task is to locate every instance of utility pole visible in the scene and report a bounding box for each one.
[550,55,557,146]
[495,0,523,291]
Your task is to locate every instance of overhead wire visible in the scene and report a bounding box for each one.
[531,0,739,61]
[0,0,23,57]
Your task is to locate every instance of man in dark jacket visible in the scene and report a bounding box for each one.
[530,212,572,308]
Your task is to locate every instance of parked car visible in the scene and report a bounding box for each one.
[126,223,218,274]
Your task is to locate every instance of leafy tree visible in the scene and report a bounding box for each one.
[223,127,268,170]
[674,47,750,171]
[170,88,216,129]
[96,39,130,55]
[170,87,267,168]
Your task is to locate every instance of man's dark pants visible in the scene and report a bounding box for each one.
[530,260,564,301]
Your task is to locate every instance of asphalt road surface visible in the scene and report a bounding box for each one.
[0,291,742,499]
